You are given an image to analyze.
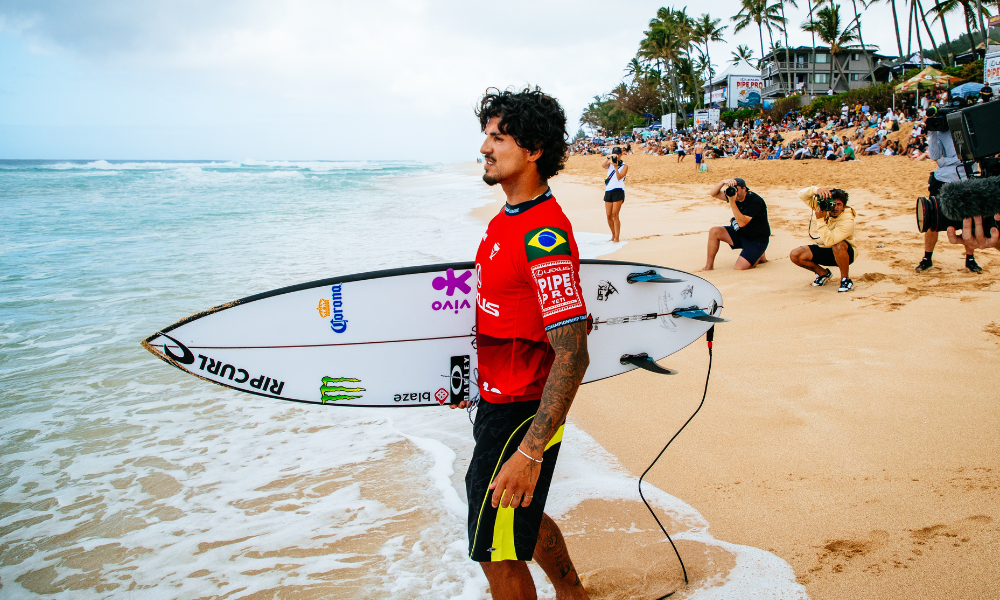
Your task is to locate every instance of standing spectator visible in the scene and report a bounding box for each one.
[601,147,628,243]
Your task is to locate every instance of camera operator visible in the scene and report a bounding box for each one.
[915,109,983,273]
[789,187,856,292]
[602,146,628,243]
[701,177,770,271]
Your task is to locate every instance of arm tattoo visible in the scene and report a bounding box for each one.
[521,321,590,455]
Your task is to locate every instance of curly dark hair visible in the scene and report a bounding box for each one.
[831,188,850,205]
[476,86,568,181]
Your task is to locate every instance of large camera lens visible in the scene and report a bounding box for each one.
[916,196,998,233]
[725,186,736,197]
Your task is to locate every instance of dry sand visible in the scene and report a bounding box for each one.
[473,154,1000,599]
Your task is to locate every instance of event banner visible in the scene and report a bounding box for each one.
[728,76,763,109]
[985,53,1000,95]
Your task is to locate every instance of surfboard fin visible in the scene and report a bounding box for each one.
[626,270,684,284]
[673,306,730,323]
[620,353,678,375]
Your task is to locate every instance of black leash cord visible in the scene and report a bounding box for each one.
[638,326,714,597]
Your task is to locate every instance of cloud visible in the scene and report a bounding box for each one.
[0,0,971,158]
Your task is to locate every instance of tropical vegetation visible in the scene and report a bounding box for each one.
[580,2,996,134]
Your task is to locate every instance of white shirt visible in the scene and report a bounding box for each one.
[606,162,625,191]
[927,130,966,183]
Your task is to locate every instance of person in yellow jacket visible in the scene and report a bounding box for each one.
[789,186,857,292]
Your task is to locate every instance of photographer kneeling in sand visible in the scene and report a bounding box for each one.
[789,187,856,292]
[702,177,770,271]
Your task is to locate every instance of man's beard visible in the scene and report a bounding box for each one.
[482,157,503,186]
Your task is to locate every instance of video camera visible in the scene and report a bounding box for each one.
[924,105,953,133]
[915,99,1000,233]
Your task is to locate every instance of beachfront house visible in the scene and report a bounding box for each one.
[760,46,892,99]
[872,53,943,83]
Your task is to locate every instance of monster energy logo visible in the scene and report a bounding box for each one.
[320,377,365,403]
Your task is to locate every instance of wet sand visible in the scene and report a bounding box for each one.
[473,154,1000,599]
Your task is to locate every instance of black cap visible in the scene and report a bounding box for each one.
[733,177,747,188]
[612,146,622,154]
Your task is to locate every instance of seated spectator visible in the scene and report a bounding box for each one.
[836,143,856,162]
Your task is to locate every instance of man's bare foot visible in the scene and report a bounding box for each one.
[700,266,714,271]
[756,254,768,265]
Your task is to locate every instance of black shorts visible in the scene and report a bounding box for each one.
[677,150,686,156]
[466,399,562,563]
[928,172,945,197]
[808,243,855,266]
[603,188,625,203]
[724,225,769,266]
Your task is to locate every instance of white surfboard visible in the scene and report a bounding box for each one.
[142,260,726,407]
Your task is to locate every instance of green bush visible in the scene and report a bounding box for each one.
[766,95,804,122]
[800,83,898,117]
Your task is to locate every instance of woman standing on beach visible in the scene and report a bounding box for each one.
[602,147,628,243]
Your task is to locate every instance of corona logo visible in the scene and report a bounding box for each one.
[317,299,331,318]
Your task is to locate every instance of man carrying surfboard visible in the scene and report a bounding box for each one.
[454,87,591,600]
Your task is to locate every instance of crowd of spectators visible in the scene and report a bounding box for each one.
[570,86,994,165]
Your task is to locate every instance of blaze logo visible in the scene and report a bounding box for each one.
[525,227,570,261]
[490,242,500,260]
[432,269,473,296]
[320,377,365,403]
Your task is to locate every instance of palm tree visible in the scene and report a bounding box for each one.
[731,44,758,68]
[848,0,878,83]
[733,0,787,92]
[640,7,696,120]
[931,0,992,55]
[625,57,645,83]
[884,0,907,57]
[911,0,949,64]
[805,0,820,94]
[774,0,799,94]
[694,14,727,105]
[802,4,859,92]
[929,0,973,55]
[924,1,956,63]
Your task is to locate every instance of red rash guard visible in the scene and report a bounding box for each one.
[474,189,587,403]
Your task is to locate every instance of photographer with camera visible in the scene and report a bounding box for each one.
[602,146,628,243]
[915,107,983,273]
[789,187,856,292]
[701,178,770,271]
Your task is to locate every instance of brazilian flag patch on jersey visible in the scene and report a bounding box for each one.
[525,227,570,262]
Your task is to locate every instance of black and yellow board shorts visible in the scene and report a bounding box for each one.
[466,399,563,562]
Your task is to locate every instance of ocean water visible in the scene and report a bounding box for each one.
[0,160,807,599]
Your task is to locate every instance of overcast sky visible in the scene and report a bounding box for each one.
[0,0,971,161]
